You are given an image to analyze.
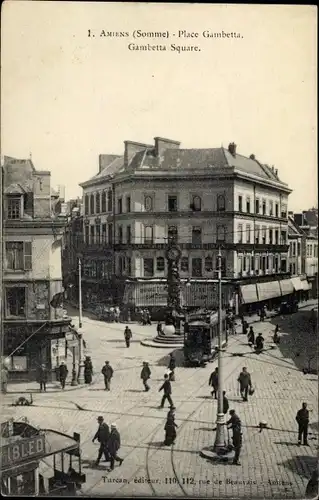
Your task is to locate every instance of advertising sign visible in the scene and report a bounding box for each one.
[182,283,218,307]
[1,435,46,469]
[136,283,168,306]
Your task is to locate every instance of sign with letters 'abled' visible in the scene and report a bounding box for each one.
[1,434,46,469]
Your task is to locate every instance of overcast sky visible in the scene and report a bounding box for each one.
[1,2,317,211]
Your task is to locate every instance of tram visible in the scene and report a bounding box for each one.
[183,309,227,367]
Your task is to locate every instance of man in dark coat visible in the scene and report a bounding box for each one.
[37,364,48,392]
[59,361,68,389]
[92,416,110,465]
[255,333,264,352]
[237,367,252,402]
[141,362,151,391]
[107,424,123,470]
[296,402,309,446]
[209,368,218,399]
[101,361,114,391]
[84,356,93,384]
[124,326,132,348]
[223,390,229,414]
[164,408,178,445]
[157,322,162,335]
[227,409,242,465]
[168,353,176,381]
[159,374,174,409]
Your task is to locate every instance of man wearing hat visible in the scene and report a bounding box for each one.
[227,409,242,465]
[92,416,110,466]
[101,361,114,391]
[107,423,123,470]
[140,362,151,391]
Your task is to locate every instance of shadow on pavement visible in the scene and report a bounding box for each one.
[156,348,185,367]
[280,455,317,479]
[125,389,144,393]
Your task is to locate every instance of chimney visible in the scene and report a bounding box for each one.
[228,142,237,156]
[249,154,255,160]
[124,141,151,167]
[154,137,180,158]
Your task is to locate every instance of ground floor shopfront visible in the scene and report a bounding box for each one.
[3,319,71,382]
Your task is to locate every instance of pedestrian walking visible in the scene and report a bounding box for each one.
[168,353,176,381]
[296,402,309,446]
[124,326,132,348]
[255,333,264,352]
[84,356,93,384]
[223,390,229,414]
[227,409,242,465]
[237,367,252,402]
[159,374,174,409]
[1,365,8,394]
[141,361,151,391]
[58,361,68,389]
[260,306,266,322]
[273,325,280,344]
[37,364,48,392]
[247,328,255,346]
[209,367,218,399]
[92,416,110,466]
[164,407,178,445]
[157,321,163,335]
[101,361,114,391]
[107,424,124,470]
[242,319,249,336]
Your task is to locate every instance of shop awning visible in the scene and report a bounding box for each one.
[301,280,311,291]
[240,284,258,304]
[279,279,294,296]
[291,276,304,291]
[40,429,80,458]
[257,281,281,301]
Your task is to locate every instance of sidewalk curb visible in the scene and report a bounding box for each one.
[5,382,92,395]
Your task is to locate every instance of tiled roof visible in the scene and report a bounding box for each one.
[4,182,32,194]
[92,155,125,179]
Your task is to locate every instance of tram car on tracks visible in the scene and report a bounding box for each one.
[183,309,227,367]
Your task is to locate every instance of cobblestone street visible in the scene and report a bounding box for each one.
[1,303,317,498]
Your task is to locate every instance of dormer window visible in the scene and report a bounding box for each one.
[7,196,22,220]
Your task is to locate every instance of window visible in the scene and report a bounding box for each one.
[96,193,101,214]
[96,224,101,244]
[156,257,165,272]
[107,190,113,212]
[144,195,153,212]
[274,255,279,272]
[168,225,178,242]
[192,227,202,245]
[281,205,287,218]
[192,195,201,211]
[5,287,26,318]
[297,242,301,256]
[126,196,131,213]
[261,256,266,272]
[275,229,279,244]
[243,255,246,272]
[280,258,287,273]
[255,198,260,214]
[262,199,266,215]
[251,255,255,271]
[238,224,243,243]
[281,231,287,244]
[269,200,273,216]
[108,224,113,244]
[90,225,95,244]
[269,228,273,244]
[217,225,226,242]
[118,256,125,275]
[266,255,269,270]
[85,225,89,244]
[205,256,213,272]
[238,196,243,212]
[192,258,202,277]
[127,257,132,276]
[101,192,106,213]
[292,242,296,257]
[84,195,89,215]
[246,225,251,243]
[144,226,153,244]
[118,226,123,244]
[217,194,225,212]
[5,242,24,270]
[275,203,279,218]
[262,227,267,244]
[144,258,154,277]
[168,195,178,212]
[90,195,95,215]
[255,226,260,244]
[117,197,123,214]
[7,197,21,219]
[309,245,313,257]
[181,256,189,272]
[102,223,107,243]
[126,225,131,244]
[246,197,251,213]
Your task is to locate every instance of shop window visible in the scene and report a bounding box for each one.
[181,256,189,272]
[156,257,165,272]
[7,196,22,219]
[96,193,101,214]
[101,191,106,212]
[107,190,113,212]
[144,195,153,212]
[191,196,202,211]
[144,258,154,277]
[205,256,214,272]
[217,194,225,212]
[168,195,178,212]
[192,258,202,277]
[168,225,178,242]
[192,227,202,245]
[5,287,26,318]
[90,194,95,215]
[5,242,32,271]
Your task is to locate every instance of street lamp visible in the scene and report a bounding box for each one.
[78,257,83,329]
[77,333,85,384]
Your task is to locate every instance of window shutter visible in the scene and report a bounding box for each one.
[24,242,32,270]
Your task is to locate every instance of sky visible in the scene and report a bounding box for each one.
[1,2,317,212]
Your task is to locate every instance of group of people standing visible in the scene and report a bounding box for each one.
[137,308,152,325]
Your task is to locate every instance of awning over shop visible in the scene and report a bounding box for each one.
[301,280,311,291]
[40,429,80,457]
[257,281,281,301]
[240,284,258,304]
[279,279,294,296]
[291,277,304,291]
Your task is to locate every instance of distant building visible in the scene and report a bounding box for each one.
[2,156,70,381]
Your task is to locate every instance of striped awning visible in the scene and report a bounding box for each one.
[257,281,281,301]
[240,284,258,304]
[279,279,294,296]
[291,276,304,291]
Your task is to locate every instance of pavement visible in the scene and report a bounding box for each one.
[0,301,317,499]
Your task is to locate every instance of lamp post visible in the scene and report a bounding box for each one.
[77,333,85,384]
[165,241,182,333]
[70,344,78,386]
[78,257,83,329]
